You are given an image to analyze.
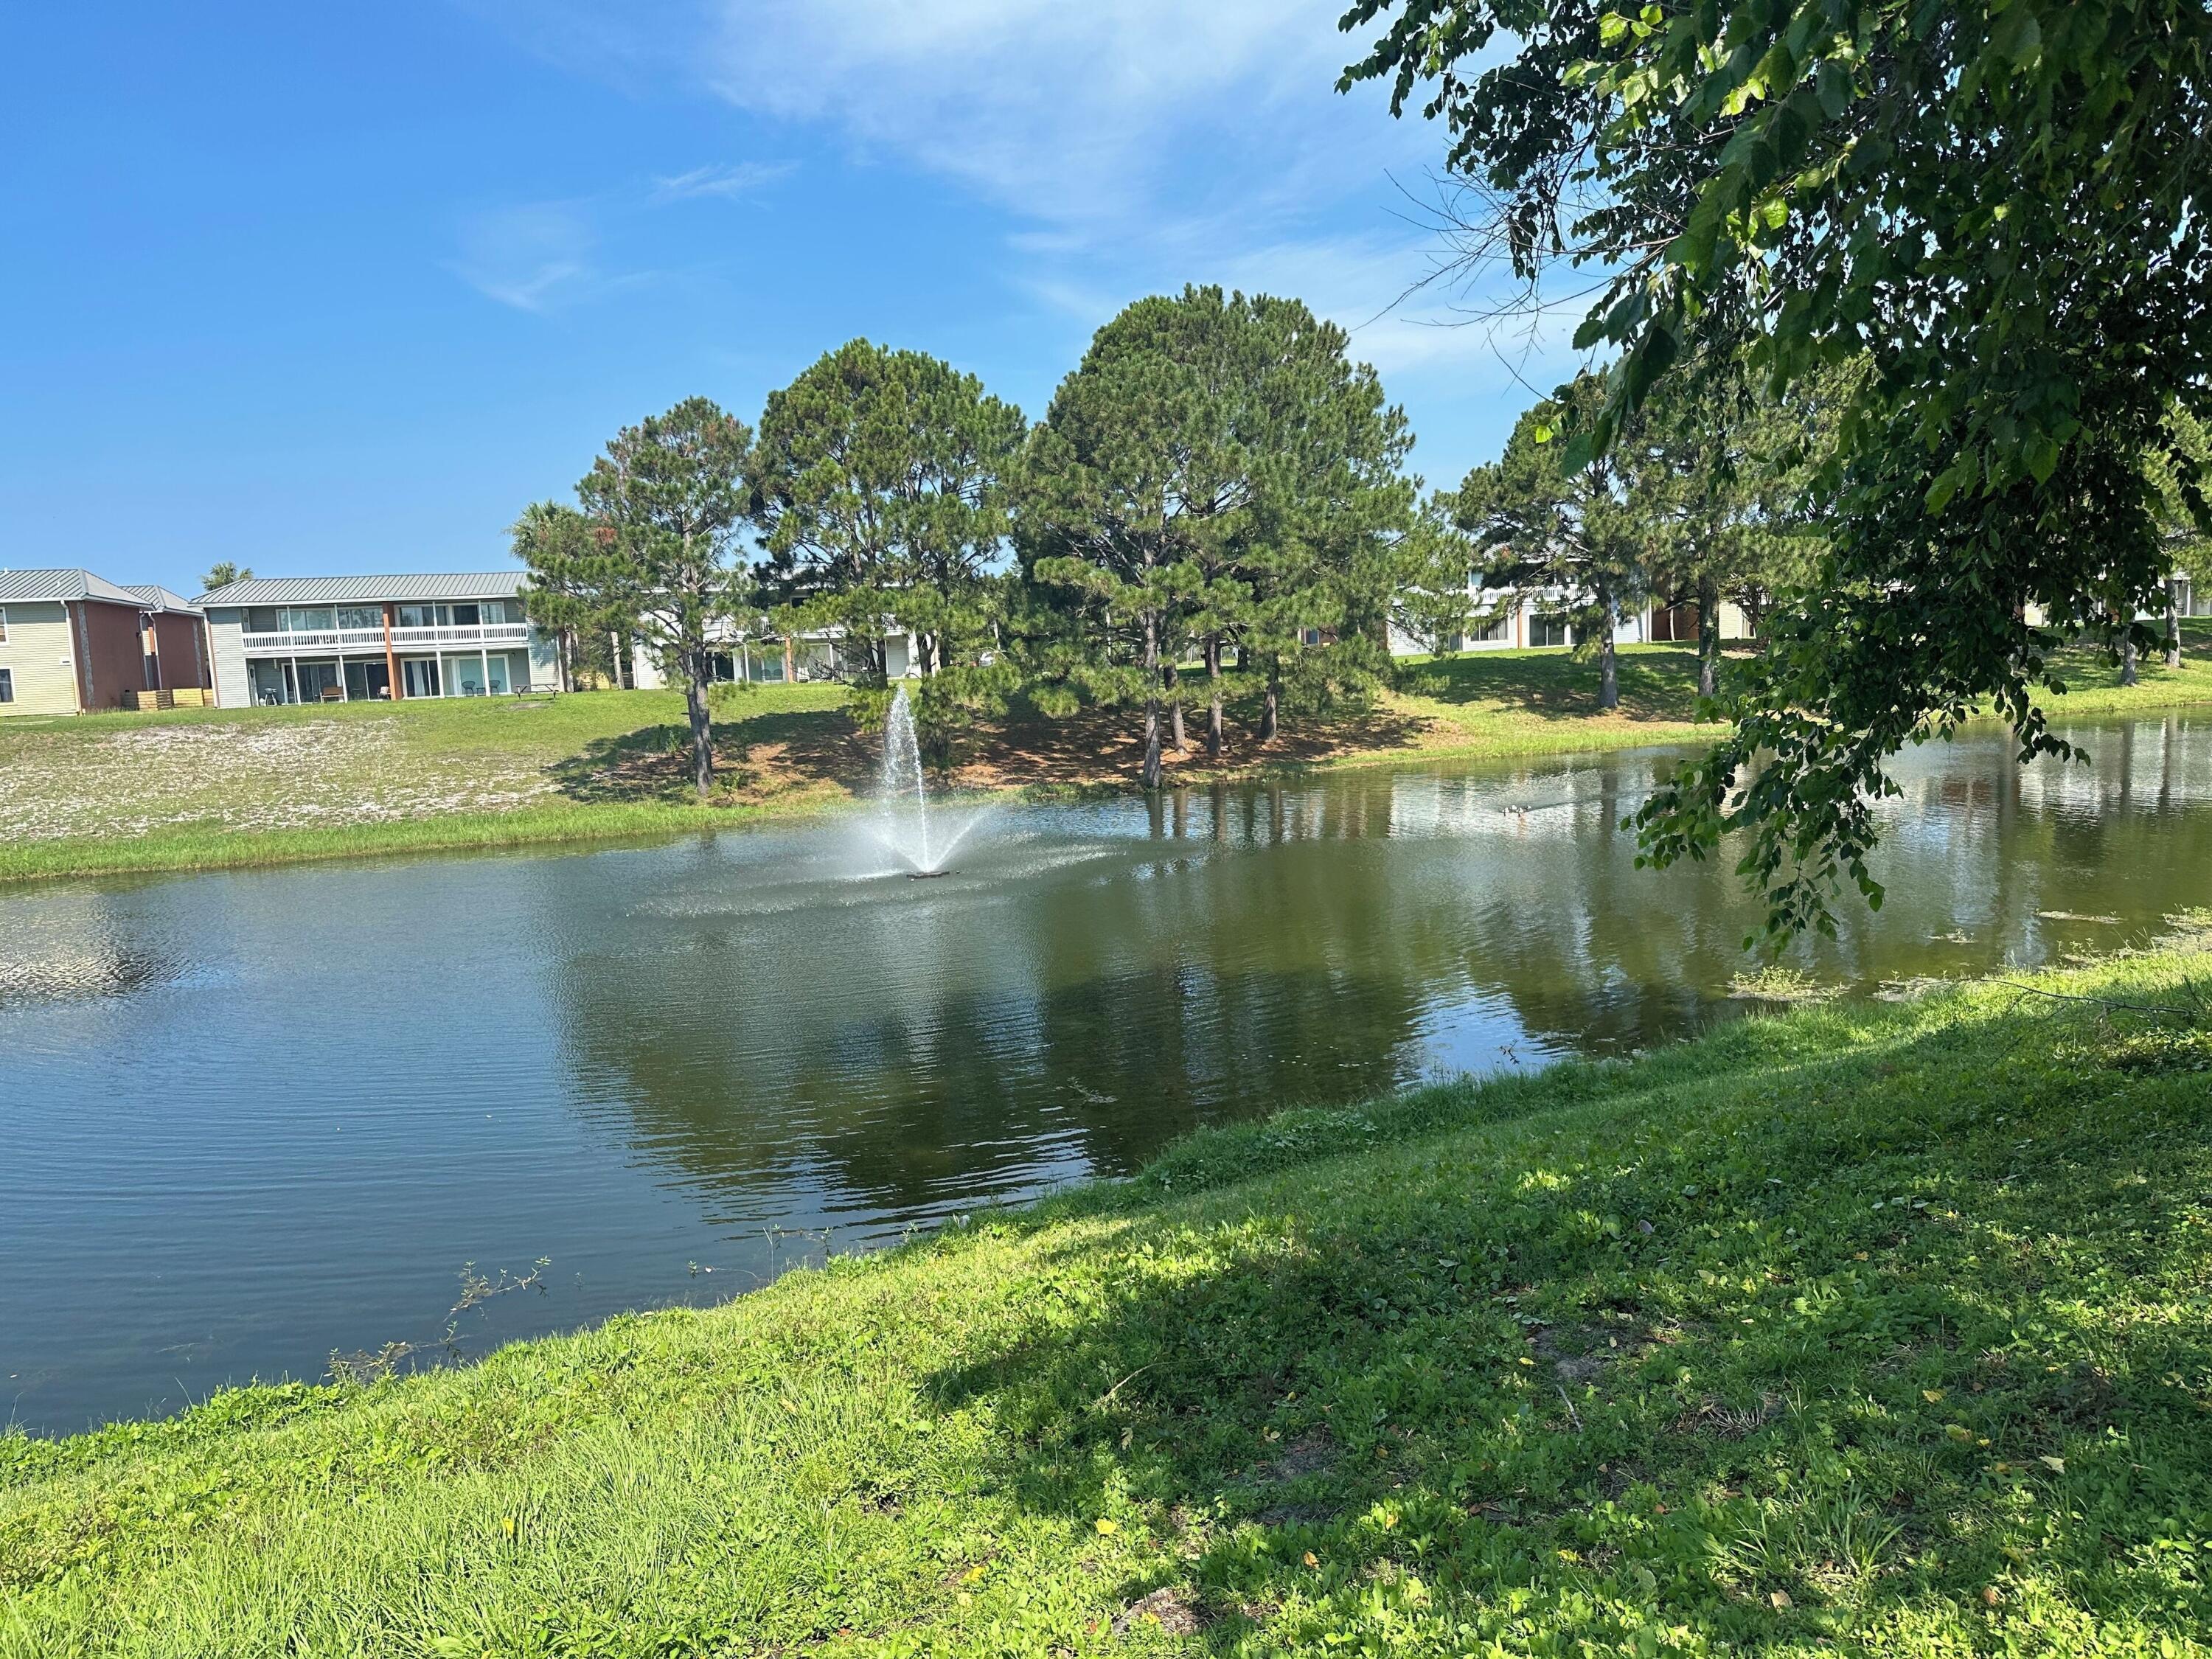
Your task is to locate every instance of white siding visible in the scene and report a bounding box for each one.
[527,630,560,690]
[204,608,250,709]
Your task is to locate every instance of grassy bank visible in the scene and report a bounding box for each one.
[7,945,2211,1655]
[4,625,2211,885]
[1384,619,2212,770]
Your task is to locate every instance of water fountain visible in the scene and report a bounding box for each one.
[875,686,987,877]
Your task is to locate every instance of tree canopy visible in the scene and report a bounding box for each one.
[751,340,1027,753]
[1342,0,2212,936]
[522,397,753,796]
[1454,370,1654,709]
[1023,285,1413,784]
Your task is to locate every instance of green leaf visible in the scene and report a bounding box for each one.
[1815,57,1852,118]
[1989,5,2042,64]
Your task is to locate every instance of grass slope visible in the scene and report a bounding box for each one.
[4,624,2210,885]
[6,947,2211,1656]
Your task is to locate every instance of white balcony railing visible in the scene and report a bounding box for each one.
[240,623,532,655]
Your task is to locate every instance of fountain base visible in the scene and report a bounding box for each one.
[907,869,951,880]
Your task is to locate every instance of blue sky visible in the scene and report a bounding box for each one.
[4,1,1581,593]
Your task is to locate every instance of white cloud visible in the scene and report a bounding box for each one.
[699,0,1358,226]
[451,161,796,312]
[465,0,1576,469]
[451,201,599,313]
[649,160,796,204]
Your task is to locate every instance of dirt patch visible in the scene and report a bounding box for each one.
[1531,1320,1658,1388]
[1674,1392,1785,1440]
[1113,1585,1206,1636]
[1261,1426,1339,1484]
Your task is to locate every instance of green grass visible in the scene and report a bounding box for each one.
[0,686,855,885]
[1382,619,2212,769]
[7,945,2211,1656]
[4,623,2210,885]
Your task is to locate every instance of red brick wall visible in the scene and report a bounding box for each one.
[149,611,210,689]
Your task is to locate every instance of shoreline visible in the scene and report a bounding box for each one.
[4,647,2209,888]
[7,944,2208,1652]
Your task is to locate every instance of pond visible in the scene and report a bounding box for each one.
[4,712,2208,1434]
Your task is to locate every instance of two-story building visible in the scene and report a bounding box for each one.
[1387,582,1757,658]
[0,568,212,715]
[198,574,559,706]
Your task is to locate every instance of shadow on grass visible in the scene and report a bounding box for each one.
[545,706,869,804]
[918,995,2212,1650]
[1400,646,1723,724]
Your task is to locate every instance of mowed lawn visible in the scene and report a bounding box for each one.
[4,622,2211,883]
[4,942,2210,1656]
[1390,617,2212,761]
[0,686,858,883]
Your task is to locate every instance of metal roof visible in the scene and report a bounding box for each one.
[198,572,529,606]
[123,584,204,613]
[0,568,195,608]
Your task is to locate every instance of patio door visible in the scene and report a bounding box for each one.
[344,661,390,701]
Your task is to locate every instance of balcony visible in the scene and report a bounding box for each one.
[240,622,532,655]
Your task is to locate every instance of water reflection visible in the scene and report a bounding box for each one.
[1,713,2208,1433]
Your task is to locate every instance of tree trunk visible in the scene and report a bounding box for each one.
[1259,653,1281,742]
[1164,662,1185,750]
[2121,632,2140,686]
[1596,589,1619,711]
[1695,574,1719,700]
[684,655,715,796]
[2168,580,2184,669]
[1205,636,1225,758]
[1141,613,1164,790]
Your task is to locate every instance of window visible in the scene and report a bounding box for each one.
[0,668,13,703]
[293,661,340,701]
[479,599,511,625]
[0,607,8,642]
[337,605,382,630]
[246,608,282,632]
[284,607,335,632]
[397,604,431,628]
[451,602,481,627]
[1529,613,1573,648]
[1467,610,1512,644]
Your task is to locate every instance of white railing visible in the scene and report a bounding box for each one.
[240,623,531,654]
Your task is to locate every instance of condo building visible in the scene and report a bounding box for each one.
[198,573,558,706]
[0,568,212,715]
